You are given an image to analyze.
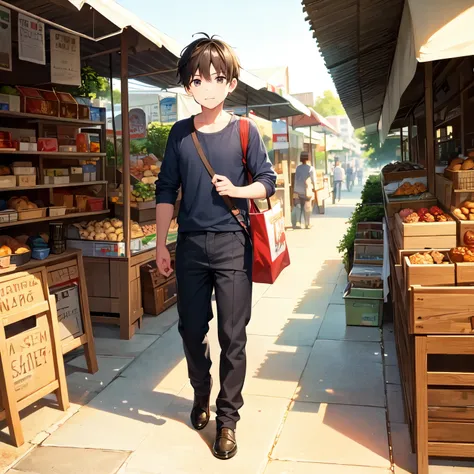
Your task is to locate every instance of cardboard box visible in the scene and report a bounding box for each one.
[53,194,74,208]
[52,284,84,342]
[12,166,35,175]
[0,175,16,188]
[17,175,36,187]
[53,176,70,185]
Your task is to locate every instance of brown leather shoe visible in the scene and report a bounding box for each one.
[212,428,237,460]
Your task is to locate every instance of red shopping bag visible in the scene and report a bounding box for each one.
[191,117,290,284]
[239,118,290,283]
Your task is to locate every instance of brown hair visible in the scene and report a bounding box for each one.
[177,33,241,88]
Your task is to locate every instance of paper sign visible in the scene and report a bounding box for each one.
[0,6,11,71]
[50,29,81,86]
[264,202,287,262]
[18,13,45,65]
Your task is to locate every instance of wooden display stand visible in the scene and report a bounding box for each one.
[3,250,98,374]
[0,268,69,446]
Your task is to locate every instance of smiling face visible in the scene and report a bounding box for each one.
[187,64,237,110]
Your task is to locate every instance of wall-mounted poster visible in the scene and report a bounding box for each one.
[129,108,147,139]
[18,13,45,65]
[50,29,81,86]
[0,6,11,71]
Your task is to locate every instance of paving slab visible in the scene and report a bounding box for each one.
[382,323,395,343]
[136,306,179,336]
[383,341,398,366]
[311,260,344,285]
[243,336,312,398]
[273,317,324,347]
[385,364,401,385]
[13,446,129,474]
[387,384,405,424]
[272,402,390,469]
[92,333,159,358]
[0,442,33,473]
[265,460,390,474]
[248,298,299,337]
[62,355,134,405]
[296,340,385,407]
[120,389,289,474]
[318,304,381,342]
[329,283,346,305]
[42,377,177,451]
[119,326,188,393]
[292,284,335,316]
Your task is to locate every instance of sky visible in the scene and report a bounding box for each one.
[117,0,336,99]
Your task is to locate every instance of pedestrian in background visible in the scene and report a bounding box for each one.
[292,152,316,229]
[332,159,345,203]
[346,162,354,191]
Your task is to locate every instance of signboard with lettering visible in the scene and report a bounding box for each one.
[0,268,69,447]
[129,108,147,139]
[18,13,45,65]
[52,284,84,343]
[50,29,81,86]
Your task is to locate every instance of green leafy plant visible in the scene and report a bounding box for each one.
[360,174,383,204]
[338,175,385,272]
[77,66,108,99]
[145,123,172,160]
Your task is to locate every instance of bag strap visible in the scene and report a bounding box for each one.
[239,117,272,211]
[191,130,249,232]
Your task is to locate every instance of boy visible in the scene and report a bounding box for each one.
[155,34,276,460]
[291,151,316,229]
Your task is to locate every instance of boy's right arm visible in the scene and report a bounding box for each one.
[155,125,181,276]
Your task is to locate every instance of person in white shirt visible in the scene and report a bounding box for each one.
[332,159,345,203]
[292,152,316,229]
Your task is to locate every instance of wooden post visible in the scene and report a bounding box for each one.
[415,336,429,474]
[461,69,467,155]
[121,30,131,259]
[425,62,435,193]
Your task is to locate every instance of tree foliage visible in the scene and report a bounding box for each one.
[313,90,345,117]
[356,127,399,167]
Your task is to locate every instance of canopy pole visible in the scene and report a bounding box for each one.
[408,117,413,163]
[324,132,328,174]
[109,53,118,188]
[400,127,404,162]
[309,126,313,167]
[425,62,435,193]
[121,30,131,259]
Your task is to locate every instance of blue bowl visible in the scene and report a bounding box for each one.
[32,247,50,260]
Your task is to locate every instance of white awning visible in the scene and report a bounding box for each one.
[379,0,474,142]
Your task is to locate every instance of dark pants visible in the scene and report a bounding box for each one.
[175,231,253,430]
[291,195,312,228]
[333,180,342,203]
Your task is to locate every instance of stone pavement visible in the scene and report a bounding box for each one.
[3,186,474,474]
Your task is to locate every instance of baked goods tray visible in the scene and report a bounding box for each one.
[386,192,433,201]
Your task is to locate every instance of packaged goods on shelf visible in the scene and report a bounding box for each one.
[16,175,36,187]
[12,166,35,175]
[38,137,58,152]
[17,87,59,116]
[56,92,79,119]
[0,93,20,112]
[0,175,16,188]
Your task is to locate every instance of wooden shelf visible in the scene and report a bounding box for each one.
[0,210,109,229]
[0,110,104,126]
[0,180,108,192]
[0,151,105,158]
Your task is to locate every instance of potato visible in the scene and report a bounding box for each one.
[111,218,123,229]
[95,232,107,241]
[108,233,118,241]
[143,170,153,177]
[117,234,124,242]
[116,227,123,235]
[105,226,116,235]
[87,225,95,233]
[80,230,89,239]
[103,222,112,230]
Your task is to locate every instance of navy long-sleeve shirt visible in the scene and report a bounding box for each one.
[155,115,277,233]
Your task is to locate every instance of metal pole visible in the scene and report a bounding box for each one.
[408,117,413,163]
[121,30,131,259]
[309,126,313,167]
[425,62,435,193]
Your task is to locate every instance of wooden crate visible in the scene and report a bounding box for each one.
[410,286,474,334]
[403,254,455,288]
[355,222,383,244]
[140,256,177,316]
[385,197,438,218]
[444,169,474,190]
[382,169,427,184]
[394,213,457,249]
[455,262,474,286]
[353,243,384,265]
[454,218,474,247]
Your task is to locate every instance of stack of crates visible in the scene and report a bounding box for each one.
[344,222,384,327]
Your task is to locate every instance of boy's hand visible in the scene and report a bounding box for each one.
[156,245,173,277]
[212,174,239,197]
